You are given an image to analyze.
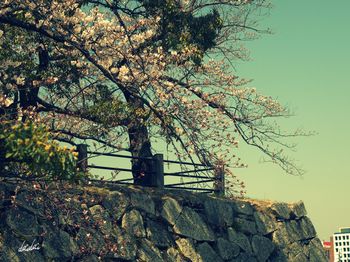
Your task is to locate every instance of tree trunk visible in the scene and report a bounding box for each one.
[124,93,153,186]
[19,44,47,120]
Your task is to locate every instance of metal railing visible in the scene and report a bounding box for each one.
[77,144,225,195]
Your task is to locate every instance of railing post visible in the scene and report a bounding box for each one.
[151,154,164,188]
[77,144,88,175]
[214,164,225,196]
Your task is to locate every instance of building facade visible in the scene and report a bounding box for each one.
[333,228,350,262]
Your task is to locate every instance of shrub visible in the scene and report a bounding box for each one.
[0,119,82,181]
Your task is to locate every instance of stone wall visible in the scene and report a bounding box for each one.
[0,181,327,261]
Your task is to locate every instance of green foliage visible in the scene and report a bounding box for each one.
[0,120,82,180]
[140,0,223,63]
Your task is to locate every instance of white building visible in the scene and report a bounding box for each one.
[334,228,350,262]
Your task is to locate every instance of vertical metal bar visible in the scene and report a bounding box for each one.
[77,144,88,174]
[152,154,164,188]
[214,164,225,196]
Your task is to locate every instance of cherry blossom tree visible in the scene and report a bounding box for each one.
[0,0,303,191]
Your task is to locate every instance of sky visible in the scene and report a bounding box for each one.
[234,0,350,241]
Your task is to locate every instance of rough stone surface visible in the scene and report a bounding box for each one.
[111,227,137,260]
[254,211,277,235]
[130,191,156,215]
[270,203,291,220]
[89,204,113,235]
[102,191,129,220]
[146,220,173,248]
[272,221,301,247]
[6,209,39,237]
[233,252,258,262]
[290,201,307,218]
[161,197,182,225]
[251,235,275,262]
[228,227,252,254]
[289,252,309,262]
[204,199,233,227]
[42,230,78,259]
[173,207,215,241]
[298,217,317,240]
[76,228,106,253]
[0,181,326,261]
[282,241,304,259]
[231,200,254,216]
[165,247,184,262]
[122,209,146,237]
[77,255,100,262]
[307,238,328,262]
[137,239,163,262]
[197,242,223,262]
[216,237,240,260]
[234,217,257,235]
[175,238,201,262]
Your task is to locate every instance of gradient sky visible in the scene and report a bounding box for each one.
[234,0,350,241]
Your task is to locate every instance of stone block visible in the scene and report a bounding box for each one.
[290,201,307,219]
[130,191,156,215]
[228,227,252,254]
[102,191,129,220]
[111,226,137,260]
[173,207,215,241]
[234,217,257,235]
[161,197,182,225]
[232,252,258,262]
[289,252,308,262]
[89,204,113,235]
[283,241,304,259]
[137,239,164,262]
[273,217,315,246]
[204,199,233,227]
[197,242,223,262]
[270,203,291,220]
[6,209,40,238]
[146,220,173,248]
[231,200,254,216]
[254,211,277,235]
[307,238,328,262]
[76,228,105,254]
[176,238,201,262]
[216,237,240,260]
[165,247,185,262]
[298,217,316,240]
[122,209,146,238]
[251,235,275,262]
[42,230,78,259]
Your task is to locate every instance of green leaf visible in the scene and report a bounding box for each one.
[5,152,13,158]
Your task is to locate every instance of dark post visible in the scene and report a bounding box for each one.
[214,164,225,196]
[77,144,88,174]
[151,154,164,188]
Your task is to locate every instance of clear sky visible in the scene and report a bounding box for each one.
[235,0,350,241]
